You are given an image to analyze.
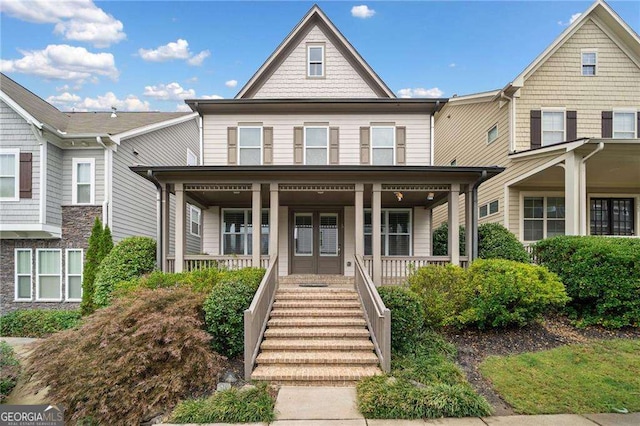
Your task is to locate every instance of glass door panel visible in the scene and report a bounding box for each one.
[294,213,313,256]
[319,213,338,256]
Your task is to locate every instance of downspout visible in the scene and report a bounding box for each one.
[499,91,516,152]
[579,142,605,235]
[146,170,163,270]
[430,113,435,166]
[96,137,110,226]
[470,170,489,260]
[199,114,204,165]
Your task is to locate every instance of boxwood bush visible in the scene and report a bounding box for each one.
[455,259,569,328]
[0,309,81,338]
[432,223,466,256]
[377,286,425,353]
[93,236,156,308]
[535,236,640,328]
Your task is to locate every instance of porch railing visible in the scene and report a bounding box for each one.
[166,255,270,273]
[244,254,278,380]
[354,254,391,372]
[363,255,470,286]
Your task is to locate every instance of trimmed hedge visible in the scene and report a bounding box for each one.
[535,236,640,327]
[0,309,81,338]
[0,341,20,403]
[93,236,156,308]
[377,287,425,353]
[432,223,466,256]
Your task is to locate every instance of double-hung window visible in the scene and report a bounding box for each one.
[189,204,201,237]
[487,124,498,144]
[364,209,411,256]
[72,158,95,204]
[613,111,637,139]
[523,196,565,241]
[581,51,597,76]
[222,209,269,255]
[0,149,20,201]
[66,249,83,301]
[541,110,565,146]
[238,127,262,165]
[187,148,198,166]
[15,249,32,300]
[304,127,328,165]
[37,249,62,301]
[308,45,324,77]
[371,127,395,165]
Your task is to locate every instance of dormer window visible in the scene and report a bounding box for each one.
[307,45,324,77]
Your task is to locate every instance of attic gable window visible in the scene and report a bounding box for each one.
[581,51,597,76]
[307,45,324,77]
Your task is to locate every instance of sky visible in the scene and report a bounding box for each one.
[1,1,639,113]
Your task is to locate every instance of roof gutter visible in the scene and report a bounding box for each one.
[146,170,164,270]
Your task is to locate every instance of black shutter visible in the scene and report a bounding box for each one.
[566,111,577,141]
[19,152,32,199]
[530,110,542,149]
[601,111,613,138]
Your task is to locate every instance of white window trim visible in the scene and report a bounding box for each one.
[479,199,500,219]
[370,126,396,166]
[364,208,412,256]
[14,248,32,301]
[519,191,565,242]
[237,126,263,165]
[581,49,597,76]
[0,148,20,202]
[307,44,325,78]
[72,158,95,205]
[220,208,269,256]
[303,126,329,165]
[186,148,198,166]
[487,124,499,144]
[65,248,83,302]
[612,109,638,139]
[36,248,62,302]
[541,108,566,147]
[189,204,201,237]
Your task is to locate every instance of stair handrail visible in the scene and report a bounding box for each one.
[354,254,391,372]
[244,254,278,380]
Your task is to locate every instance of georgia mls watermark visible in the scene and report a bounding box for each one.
[0,405,64,426]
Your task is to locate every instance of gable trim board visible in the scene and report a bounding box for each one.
[235,5,395,99]
[109,112,199,145]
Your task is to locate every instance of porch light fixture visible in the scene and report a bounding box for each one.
[233,191,240,195]
[317,191,324,194]
[427,192,435,201]
[394,191,403,201]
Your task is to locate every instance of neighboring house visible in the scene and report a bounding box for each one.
[133,5,502,286]
[0,73,201,312]
[433,0,640,244]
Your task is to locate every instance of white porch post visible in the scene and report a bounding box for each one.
[252,183,262,267]
[161,183,171,271]
[465,188,473,261]
[269,183,279,257]
[372,183,382,285]
[448,184,460,266]
[565,151,581,235]
[175,183,185,273]
[355,184,364,257]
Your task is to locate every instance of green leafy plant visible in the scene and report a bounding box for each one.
[478,223,530,263]
[377,286,425,353]
[0,341,20,403]
[81,218,113,315]
[26,287,226,425]
[93,236,156,308]
[432,223,466,256]
[0,309,81,338]
[535,236,640,327]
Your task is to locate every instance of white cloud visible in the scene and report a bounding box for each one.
[43,91,150,111]
[143,82,196,101]
[139,39,210,66]
[397,87,444,98]
[225,79,238,88]
[0,44,118,81]
[351,5,375,19]
[186,76,198,83]
[46,92,81,105]
[201,94,224,99]
[558,13,582,26]
[0,0,126,47]
[175,103,192,112]
[449,63,456,68]
[56,84,70,92]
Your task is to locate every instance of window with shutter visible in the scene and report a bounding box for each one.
[371,126,395,165]
[0,149,20,201]
[359,127,370,164]
[613,111,637,138]
[304,126,328,165]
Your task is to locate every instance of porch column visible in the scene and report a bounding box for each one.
[161,183,171,271]
[354,184,364,257]
[465,188,474,261]
[372,183,382,285]
[175,183,186,273]
[269,183,279,257]
[448,184,460,266]
[565,151,581,235]
[252,183,262,268]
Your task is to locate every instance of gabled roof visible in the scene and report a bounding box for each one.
[235,4,395,99]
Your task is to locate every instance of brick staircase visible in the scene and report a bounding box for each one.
[251,275,382,385]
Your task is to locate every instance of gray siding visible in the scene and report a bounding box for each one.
[111,118,199,243]
[61,149,104,206]
[46,143,63,227]
[186,203,202,254]
[0,100,40,224]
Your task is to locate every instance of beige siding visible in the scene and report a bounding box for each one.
[252,25,378,99]
[202,207,219,255]
[515,18,640,151]
[413,207,431,256]
[278,206,288,276]
[343,206,355,277]
[203,113,431,166]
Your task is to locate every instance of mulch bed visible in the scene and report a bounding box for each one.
[443,315,640,415]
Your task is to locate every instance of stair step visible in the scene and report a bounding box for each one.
[256,351,379,365]
[268,317,367,327]
[264,327,370,338]
[270,309,363,318]
[273,300,361,309]
[276,292,358,301]
[251,365,381,382]
[260,338,374,351]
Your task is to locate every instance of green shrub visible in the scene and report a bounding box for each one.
[377,287,425,354]
[203,268,265,357]
[432,223,466,256]
[93,236,156,308]
[0,309,81,338]
[408,264,468,328]
[0,341,20,403]
[170,383,275,423]
[456,259,569,328]
[535,236,640,328]
[478,223,530,263]
[26,287,226,425]
[81,218,113,316]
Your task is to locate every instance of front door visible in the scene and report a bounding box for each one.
[290,210,343,274]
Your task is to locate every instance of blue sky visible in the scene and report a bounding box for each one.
[1,1,638,112]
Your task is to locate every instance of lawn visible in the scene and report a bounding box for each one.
[480,339,640,414]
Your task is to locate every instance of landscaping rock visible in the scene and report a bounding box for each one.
[217,382,232,391]
[409,379,426,388]
[241,384,257,392]
[223,370,239,383]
